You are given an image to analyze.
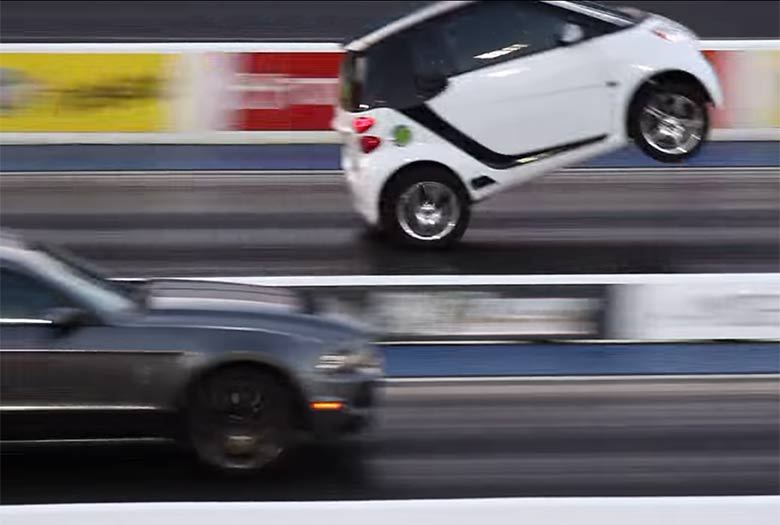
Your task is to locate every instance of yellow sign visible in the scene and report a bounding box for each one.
[0,53,171,132]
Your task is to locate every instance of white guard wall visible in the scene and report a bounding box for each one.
[1,497,779,525]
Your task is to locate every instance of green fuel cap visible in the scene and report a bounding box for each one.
[392,125,412,146]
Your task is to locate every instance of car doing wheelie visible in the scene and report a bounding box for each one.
[333,0,723,247]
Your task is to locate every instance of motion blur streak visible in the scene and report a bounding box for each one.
[0,168,777,276]
[1,376,777,504]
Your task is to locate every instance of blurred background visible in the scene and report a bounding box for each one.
[0,0,779,509]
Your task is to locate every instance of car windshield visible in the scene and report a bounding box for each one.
[31,243,139,316]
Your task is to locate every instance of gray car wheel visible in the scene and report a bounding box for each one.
[187,366,293,472]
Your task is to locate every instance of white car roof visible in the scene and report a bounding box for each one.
[344,0,634,52]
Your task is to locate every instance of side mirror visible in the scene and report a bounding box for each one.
[415,73,449,99]
[44,307,90,333]
[559,22,585,46]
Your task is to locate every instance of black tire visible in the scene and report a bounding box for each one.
[186,365,294,473]
[629,81,710,163]
[380,166,471,248]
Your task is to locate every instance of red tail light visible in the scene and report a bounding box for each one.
[352,116,375,134]
[360,135,381,154]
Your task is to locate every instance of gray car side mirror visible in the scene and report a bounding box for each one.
[45,307,91,333]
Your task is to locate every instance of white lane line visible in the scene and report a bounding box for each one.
[0,42,344,53]
[0,39,776,51]
[163,273,780,287]
[0,131,342,145]
[383,373,780,384]
[379,339,780,345]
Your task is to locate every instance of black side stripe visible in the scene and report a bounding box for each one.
[399,104,607,170]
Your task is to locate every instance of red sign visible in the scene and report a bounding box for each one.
[231,52,342,131]
[701,50,728,128]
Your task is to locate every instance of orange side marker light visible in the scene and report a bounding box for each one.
[310,401,344,411]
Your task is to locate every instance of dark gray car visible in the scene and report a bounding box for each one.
[0,232,382,471]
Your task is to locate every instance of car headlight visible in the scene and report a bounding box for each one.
[316,346,383,374]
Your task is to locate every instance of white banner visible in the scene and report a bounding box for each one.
[611,281,780,341]
[317,292,600,338]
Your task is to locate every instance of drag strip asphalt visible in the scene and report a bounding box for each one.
[2,376,777,503]
[1,168,777,276]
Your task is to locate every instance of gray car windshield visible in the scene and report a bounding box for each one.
[31,245,137,316]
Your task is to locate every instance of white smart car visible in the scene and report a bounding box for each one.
[333,0,723,247]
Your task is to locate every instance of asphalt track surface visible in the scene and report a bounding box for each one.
[1,377,778,504]
[1,168,778,276]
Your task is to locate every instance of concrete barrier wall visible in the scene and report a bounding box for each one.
[137,273,780,343]
[2,497,779,525]
[1,40,778,144]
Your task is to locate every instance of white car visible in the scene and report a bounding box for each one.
[333,0,723,247]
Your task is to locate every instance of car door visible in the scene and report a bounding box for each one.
[427,1,614,158]
[0,265,169,440]
[0,265,81,439]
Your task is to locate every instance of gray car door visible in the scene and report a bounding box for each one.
[0,266,177,440]
[0,266,78,409]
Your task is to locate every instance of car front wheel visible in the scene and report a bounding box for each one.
[380,167,471,248]
[187,366,293,473]
[630,82,710,163]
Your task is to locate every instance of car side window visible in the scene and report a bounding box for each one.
[374,20,460,107]
[409,23,454,79]
[0,267,71,320]
[441,1,566,75]
[361,34,419,109]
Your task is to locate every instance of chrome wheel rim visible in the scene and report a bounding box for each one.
[640,92,705,155]
[396,181,460,241]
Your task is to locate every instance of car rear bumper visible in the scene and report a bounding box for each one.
[343,149,382,226]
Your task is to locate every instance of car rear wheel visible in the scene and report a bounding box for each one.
[630,82,709,163]
[187,366,293,472]
[381,167,470,248]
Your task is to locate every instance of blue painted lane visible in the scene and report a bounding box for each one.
[381,342,780,377]
[1,141,777,172]
[0,144,339,172]
[580,140,780,168]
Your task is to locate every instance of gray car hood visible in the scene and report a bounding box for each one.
[135,279,369,342]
